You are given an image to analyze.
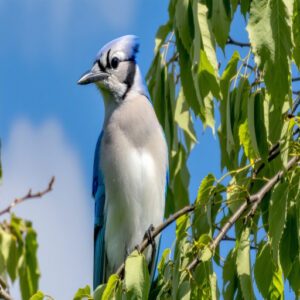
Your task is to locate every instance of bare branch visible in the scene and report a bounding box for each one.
[227,36,251,48]
[186,156,299,272]
[292,76,300,82]
[0,177,55,217]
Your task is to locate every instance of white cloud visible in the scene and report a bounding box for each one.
[0,119,93,299]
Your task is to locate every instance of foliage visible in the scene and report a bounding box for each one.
[74,0,300,298]
[0,214,40,299]
[1,0,300,299]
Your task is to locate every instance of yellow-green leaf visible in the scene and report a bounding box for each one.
[174,88,197,144]
[236,227,254,300]
[269,181,288,264]
[125,250,150,299]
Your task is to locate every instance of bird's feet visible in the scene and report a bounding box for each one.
[144,224,156,251]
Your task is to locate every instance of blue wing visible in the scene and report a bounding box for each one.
[93,131,106,289]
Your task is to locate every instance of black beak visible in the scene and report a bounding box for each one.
[77,70,108,85]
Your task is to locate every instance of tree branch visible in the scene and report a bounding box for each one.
[0,177,55,216]
[186,156,299,272]
[227,36,251,48]
[0,278,13,300]
[112,152,299,279]
[115,204,195,277]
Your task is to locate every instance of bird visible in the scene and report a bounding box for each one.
[78,35,168,289]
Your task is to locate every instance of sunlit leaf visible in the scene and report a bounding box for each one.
[73,285,92,300]
[154,22,171,54]
[210,0,231,49]
[236,227,254,300]
[269,181,288,264]
[125,250,150,299]
[254,242,274,298]
[29,290,44,300]
[175,0,193,52]
[174,88,197,144]
[247,0,292,109]
[293,0,300,68]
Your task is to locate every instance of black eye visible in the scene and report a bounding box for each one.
[111,57,119,69]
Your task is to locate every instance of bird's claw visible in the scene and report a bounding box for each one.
[145,224,156,250]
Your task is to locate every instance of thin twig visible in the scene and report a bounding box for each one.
[115,204,195,277]
[0,177,55,216]
[0,278,13,300]
[227,36,251,48]
[292,76,300,82]
[186,156,299,272]
[166,53,179,66]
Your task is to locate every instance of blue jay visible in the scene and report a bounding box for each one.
[78,35,168,289]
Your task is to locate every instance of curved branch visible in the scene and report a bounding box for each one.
[0,177,55,216]
[186,156,299,272]
[0,278,13,300]
[227,36,251,48]
[115,204,195,277]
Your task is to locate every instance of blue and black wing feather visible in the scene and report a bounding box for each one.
[93,132,106,289]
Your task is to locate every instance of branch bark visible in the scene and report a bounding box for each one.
[0,278,13,300]
[186,155,299,272]
[0,177,55,216]
[115,204,195,277]
[227,36,251,48]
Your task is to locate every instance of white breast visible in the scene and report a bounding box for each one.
[99,92,168,276]
[103,145,165,274]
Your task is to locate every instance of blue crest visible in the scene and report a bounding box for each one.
[96,35,139,63]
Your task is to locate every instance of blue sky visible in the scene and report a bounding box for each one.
[0,1,296,299]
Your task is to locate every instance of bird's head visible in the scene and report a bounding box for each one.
[78,35,147,100]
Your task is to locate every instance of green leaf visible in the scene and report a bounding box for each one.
[280,208,299,278]
[18,227,40,300]
[268,266,284,299]
[166,144,190,216]
[0,228,12,263]
[198,49,220,102]
[223,249,238,299]
[174,88,197,144]
[269,181,288,264]
[247,0,292,108]
[239,120,257,163]
[254,242,274,298]
[154,22,171,54]
[175,0,193,52]
[73,285,92,300]
[210,0,231,48]
[200,246,213,262]
[196,174,215,205]
[293,0,300,68]
[176,32,201,116]
[102,274,120,300]
[287,256,300,296]
[219,51,240,170]
[125,250,150,299]
[197,3,218,72]
[236,227,254,300]
[29,290,44,300]
[7,234,19,282]
[247,91,269,161]
[220,50,239,106]
[240,0,250,17]
[209,272,218,300]
[157,248,170,275]
[94,284,106,300]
